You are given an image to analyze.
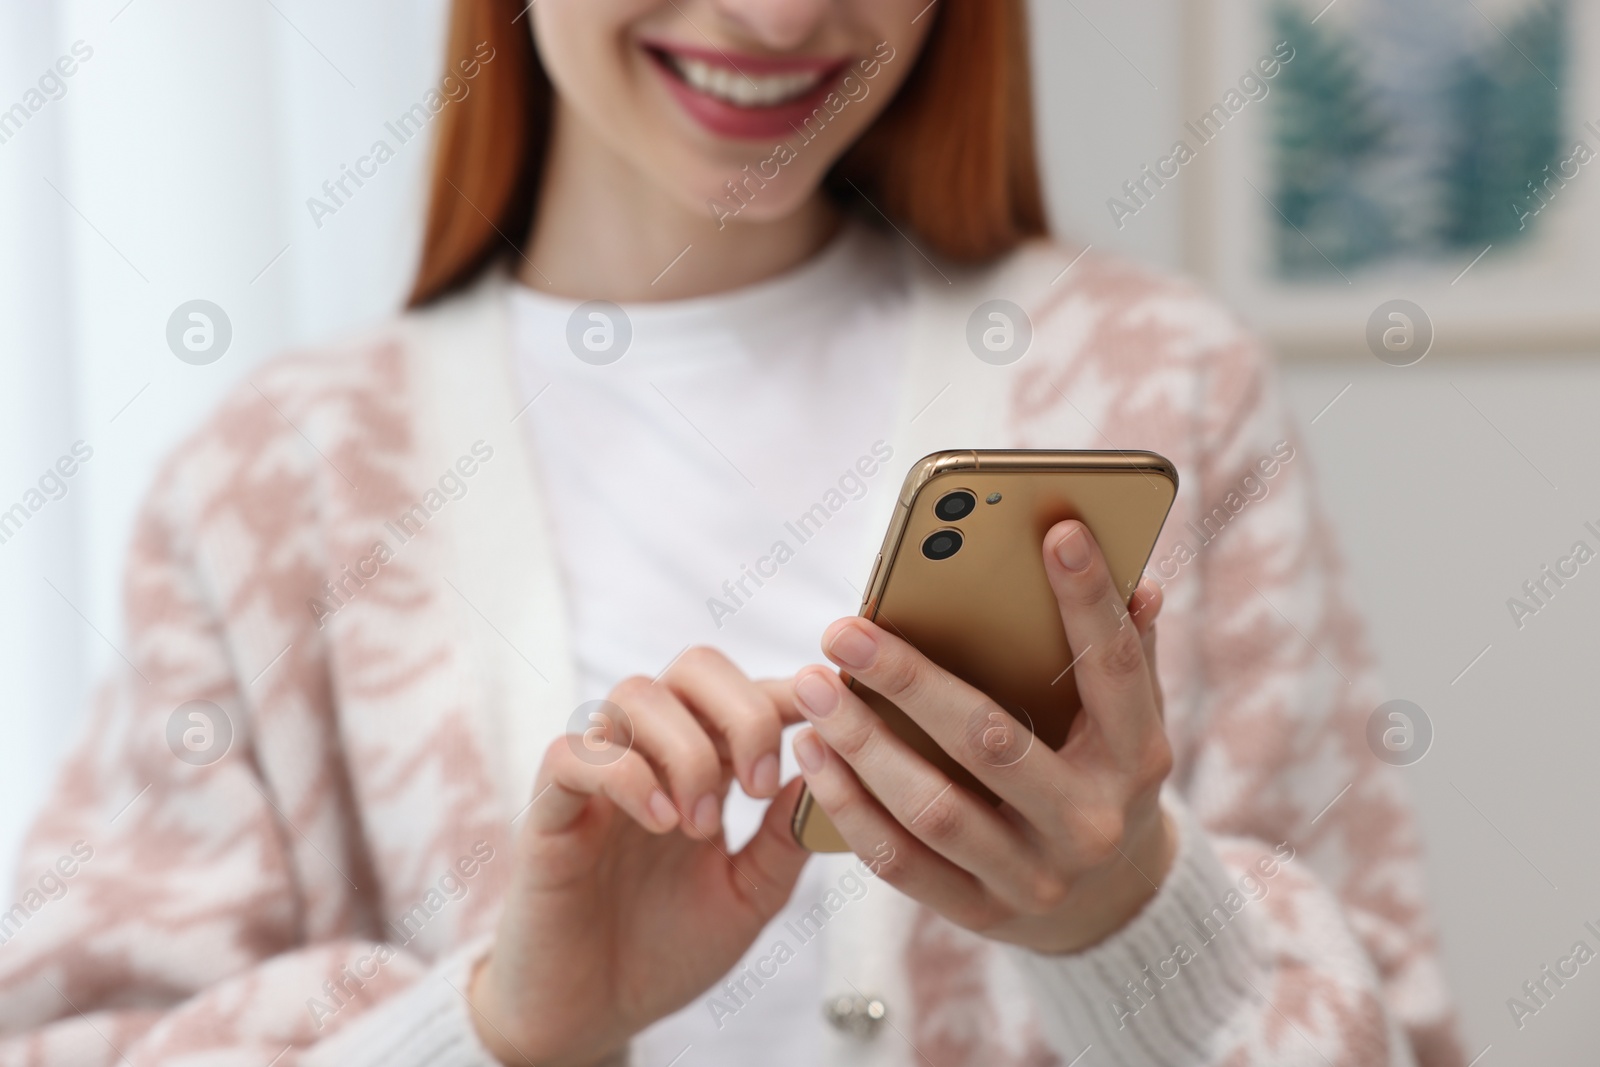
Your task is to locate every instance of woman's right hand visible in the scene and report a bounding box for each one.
[467,647,811,1066]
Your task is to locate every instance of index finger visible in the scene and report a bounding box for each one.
[1128,575,1163,638]
[815,617,1067,830]
[757,677,811,726]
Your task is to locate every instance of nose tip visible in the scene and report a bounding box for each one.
[709,0,832,53]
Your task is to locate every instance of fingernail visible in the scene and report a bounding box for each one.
[794,730,826,773]
[795,671,839,718]
[1054,523,1092,571]
[647,790,677,829]
[826,624,878,670]
[693,793,721,836]
[752,752,780,796]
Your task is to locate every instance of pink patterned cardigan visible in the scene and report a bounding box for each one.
[0,242,1463,1066]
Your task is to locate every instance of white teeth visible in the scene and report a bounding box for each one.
[667,54,825,108]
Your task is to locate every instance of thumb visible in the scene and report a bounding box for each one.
[729,777,810,919]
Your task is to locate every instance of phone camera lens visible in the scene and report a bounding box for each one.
[934,491,976,522]
[922,528,963,561]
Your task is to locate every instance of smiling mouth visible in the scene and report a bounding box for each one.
[647,46,841,109]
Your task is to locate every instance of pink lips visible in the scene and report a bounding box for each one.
[642,39,853,142]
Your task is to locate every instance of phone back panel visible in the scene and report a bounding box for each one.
[792,450,1178,852]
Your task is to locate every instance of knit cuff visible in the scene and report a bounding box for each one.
[1000,793,1265,1065]
[302,935,502,1067]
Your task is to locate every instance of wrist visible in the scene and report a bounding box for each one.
[1109,806,1179,923]
[466,955,531,1066]
[467,955,629,1067]
[1028,804,1179,955]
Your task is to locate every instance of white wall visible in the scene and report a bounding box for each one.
[2,1,1597,1060]
[1281,359,1600,1063]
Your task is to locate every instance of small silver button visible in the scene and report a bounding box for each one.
[824,993,887,1040]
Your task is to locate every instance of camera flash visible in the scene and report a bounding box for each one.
[986,492,1002,504]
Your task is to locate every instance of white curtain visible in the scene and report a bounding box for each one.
[0,0,453,891]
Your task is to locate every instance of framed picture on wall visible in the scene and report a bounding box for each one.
[1182,0,1600,357]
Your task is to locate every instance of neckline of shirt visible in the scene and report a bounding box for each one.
[510,219,903,361]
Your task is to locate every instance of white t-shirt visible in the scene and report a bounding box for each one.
[510,221,908,1067]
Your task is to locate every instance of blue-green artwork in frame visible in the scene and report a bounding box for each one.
[1189,0,1600,355]
[1269,0,1568,278]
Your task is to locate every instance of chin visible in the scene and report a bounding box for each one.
[675,160,826,230]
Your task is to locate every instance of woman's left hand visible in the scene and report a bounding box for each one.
[790,519,1176,955]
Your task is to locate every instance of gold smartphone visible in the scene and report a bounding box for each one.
[791,449,1179,852]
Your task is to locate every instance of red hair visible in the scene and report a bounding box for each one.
[408,0,1047,308]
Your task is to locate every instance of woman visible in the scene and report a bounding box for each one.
[0,1,1462,1065]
